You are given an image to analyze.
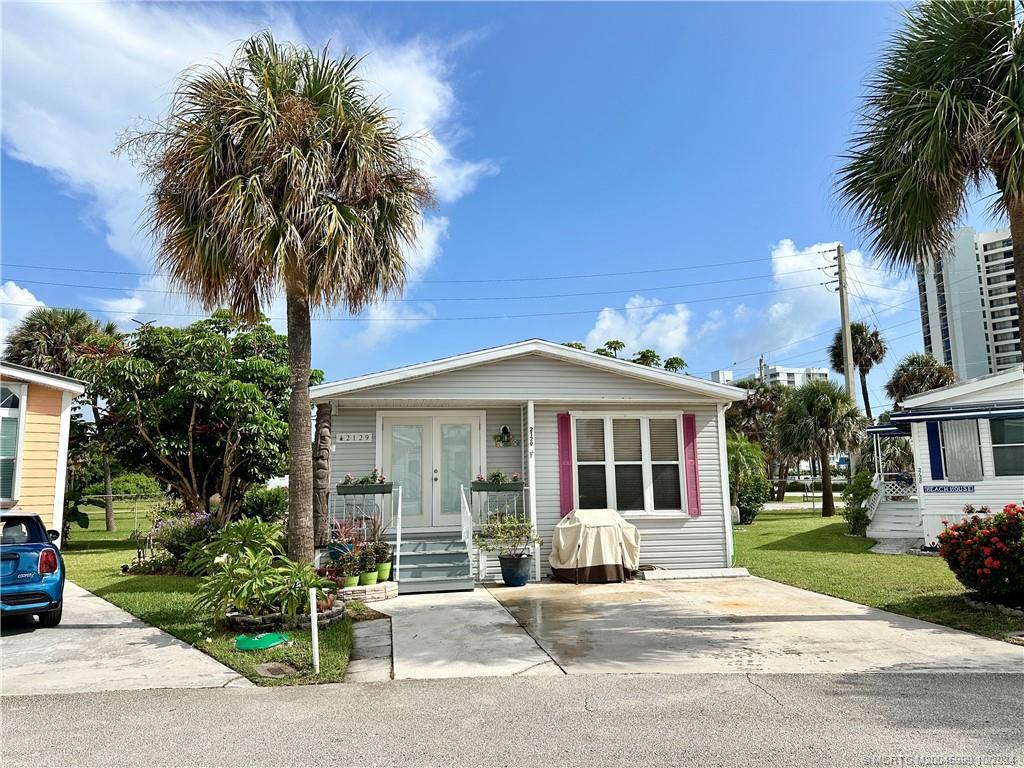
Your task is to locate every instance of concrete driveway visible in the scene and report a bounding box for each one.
[1,582,250,695]
[490,577,1024,674]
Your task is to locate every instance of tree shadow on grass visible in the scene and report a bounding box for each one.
[753,523,874,555]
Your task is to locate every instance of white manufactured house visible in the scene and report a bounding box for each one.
[866,366,1024,545]
[310,339,746,593]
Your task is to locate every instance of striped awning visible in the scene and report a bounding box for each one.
[889,402,1024,424]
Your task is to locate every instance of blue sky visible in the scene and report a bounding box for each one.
[0,2,1006,413]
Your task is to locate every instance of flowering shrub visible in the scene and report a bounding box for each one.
[937,503,1023,608]
[340,468,388,485]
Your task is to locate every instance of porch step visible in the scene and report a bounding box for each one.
[395,533,473,594]
[398,575,475,595]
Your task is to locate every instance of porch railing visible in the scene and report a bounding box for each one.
[866,473,917,520]
[329,485,402,579]
[461,484,532,581]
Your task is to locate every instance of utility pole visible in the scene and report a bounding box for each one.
[836,243,858,475]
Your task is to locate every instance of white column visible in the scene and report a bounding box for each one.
[52,390,75,546]
[526,399,539,581]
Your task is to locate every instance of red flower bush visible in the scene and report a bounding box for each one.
[937,503,1023,608]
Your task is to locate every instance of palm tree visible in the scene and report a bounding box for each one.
[727,380,795,500]
[562,342,587,350]
[884,352,956,406]
[663,356,686,373]
[838,0,1024,322]
[726,435,765,502]
[3,308,123,531]
[592,347,613,357]
[122,33,432,563]
[827,322,887,421]
[631,349,661,367]
[604,339,625,358]
[777,380,864,517]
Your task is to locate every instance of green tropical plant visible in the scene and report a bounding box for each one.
[837,0,1024,321]
[884,352,956,406]
[663,356,687,373]
[193,548,282,617]
[474,516,542,558]
[726,436,765,499]
[777,379,865,517]
[3,307,124,531]
[827,322,887,420]
[631,349,661,367]
[726,380,795,500]
[603,339,625,358]
[562,342,587,350]
[735,473,772,525]
[238,485,289,523]
[270,559,330,619]
[184,518,285,576]
[75,313,314,524]
[121,32,432,564]
[841,470,876,536]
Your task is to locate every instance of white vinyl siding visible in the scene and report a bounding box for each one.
[912,418,1024,544]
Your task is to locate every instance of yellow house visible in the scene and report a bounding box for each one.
[0,362,85,542]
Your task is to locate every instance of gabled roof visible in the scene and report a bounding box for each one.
[902,365,1023,409]
[311,339,747,402]
[0,361,86,395]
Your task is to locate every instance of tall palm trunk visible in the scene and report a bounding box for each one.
[286,290,314,564]
[859,369,873,422]
[312,402,332,548]
[819,448,835,517]
[1008,199,1024,325]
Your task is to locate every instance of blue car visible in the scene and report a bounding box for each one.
[0,511,64,627]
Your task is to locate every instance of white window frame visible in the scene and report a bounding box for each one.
[0,382,28,504]
[570,411,685,518]
[989,418,1024,477]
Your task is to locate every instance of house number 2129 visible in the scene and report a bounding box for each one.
[337,433,373,443]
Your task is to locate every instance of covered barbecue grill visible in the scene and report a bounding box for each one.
[548,509,640,583]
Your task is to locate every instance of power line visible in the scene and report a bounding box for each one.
[1,268,828,304]
[0,248,857,285]
[0,281,833,323]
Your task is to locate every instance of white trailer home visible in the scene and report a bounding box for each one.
[310,339,746,593]
[866,366,1024,546]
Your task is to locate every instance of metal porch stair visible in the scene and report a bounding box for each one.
[394,533,474,595]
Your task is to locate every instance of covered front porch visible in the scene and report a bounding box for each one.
[864,423,921,540]
[322,399,543,593]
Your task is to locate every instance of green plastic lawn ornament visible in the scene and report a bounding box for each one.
[234,633,289,652]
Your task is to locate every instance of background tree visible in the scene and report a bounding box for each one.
[838,0,1024,321]
[562,341,587,350]
[726,435,765,501]
[123,33,432,563]
[631,349,662,367]
[727,379,794,500]
[884,352,956,406]
[827,321,887,421]
[663,356,687,372]
[2,307,123,530]
[777,379,864,517]
[74,313,318,525]
[604,339,625,358]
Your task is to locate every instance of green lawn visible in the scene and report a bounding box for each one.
[733,508,1024,642]
[62,504,352,685]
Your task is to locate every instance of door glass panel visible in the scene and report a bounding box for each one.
[439,424,472,516]
[391,424,425,523]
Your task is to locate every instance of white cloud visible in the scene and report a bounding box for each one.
[0,282,45,342]
[696,309,725,340]
[729,239,914,362]
[2,2,490,345]
[584,296,691,357]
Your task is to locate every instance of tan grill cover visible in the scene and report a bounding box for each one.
[548,509,640,583]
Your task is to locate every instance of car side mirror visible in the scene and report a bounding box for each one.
[47,530,60,542]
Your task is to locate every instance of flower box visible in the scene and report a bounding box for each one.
[336,482,394,496]
[470,481,525,493]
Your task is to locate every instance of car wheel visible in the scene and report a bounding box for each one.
[38,602,62,628]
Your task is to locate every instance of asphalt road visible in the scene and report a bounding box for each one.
[4,673,1022,768]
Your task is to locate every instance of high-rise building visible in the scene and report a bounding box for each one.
[917,227,1020,378]
[762,365,829,388]
[710,369,733,384]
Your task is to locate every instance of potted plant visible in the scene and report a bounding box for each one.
[372,539,393,581]
[337,468,393,496]
[340,551,360,588]
[357,547,379,585]
[470,470,525,493]
[328,519,360,560]
[474,515,542,587]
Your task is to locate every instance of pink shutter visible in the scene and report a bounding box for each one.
[557,412,574,517]
[682,413,701,517]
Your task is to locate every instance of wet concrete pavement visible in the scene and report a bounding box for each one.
[490,577,1024,674]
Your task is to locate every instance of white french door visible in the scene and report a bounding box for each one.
[379,412,483,530]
